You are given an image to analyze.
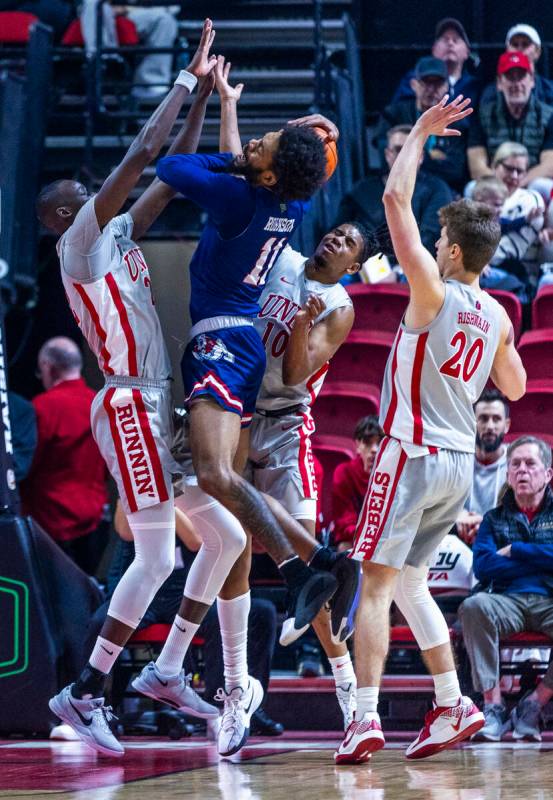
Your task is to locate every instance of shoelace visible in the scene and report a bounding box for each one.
[214,687,245,733]
[93,704,118,734]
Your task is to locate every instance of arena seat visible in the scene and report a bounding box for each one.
[313,381,379,436]
[488,289,522,342]
[61,15,138,47]
[346,283,409,333]
[532,285,553,331]
[327,330,394,386]
[129,624,204,648]
[517,329,553,382]
[0,11,38,43]
[508,384,553,438]
[312,434,356,525]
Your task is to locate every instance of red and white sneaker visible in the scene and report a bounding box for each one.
[334,712,385,765]
[406,696,484,760]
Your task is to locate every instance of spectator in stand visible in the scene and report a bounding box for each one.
[20,337,109,575]
[467,52,553,204]
[80,0,178,101]
[456,389,510,547]
[376,56,469,193]
[459,436,553,742]
[335,124,452,256]
[0,0,74,40]
[332,415,383,552]
[481,24,553,106]
[392,18,480,105]
[8,392,36,484]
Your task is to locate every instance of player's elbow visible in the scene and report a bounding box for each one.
[383,187,408,208]
[504,379,526,403]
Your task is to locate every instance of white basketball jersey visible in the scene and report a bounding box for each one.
[380,281,504,453]
[254,245,352,411]
[58,198,171,380]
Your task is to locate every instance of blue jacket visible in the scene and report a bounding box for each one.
[473,486,553,596]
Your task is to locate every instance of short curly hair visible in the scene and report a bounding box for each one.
[272,125,327,201]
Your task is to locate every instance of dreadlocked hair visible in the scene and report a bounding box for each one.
[272,125,327,201]
[359,222,395,262]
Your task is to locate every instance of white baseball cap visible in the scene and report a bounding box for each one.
[506,24,541,48]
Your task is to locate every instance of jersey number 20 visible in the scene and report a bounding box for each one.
[243,238,287,287]
[439,331,484,382]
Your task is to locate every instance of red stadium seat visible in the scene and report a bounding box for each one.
[347,283,409,333]
[532,285,553,331]
[0,11,38,43]
[508,383,553,438]
[312,435,356,525]
[488,289,522,342]
[327,330,394,387]
[313,381,379,437]
[129,624,205,647]
[517,329,553,382]
[61,15,138,47]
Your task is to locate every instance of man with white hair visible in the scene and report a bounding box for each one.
[20,336,110,574]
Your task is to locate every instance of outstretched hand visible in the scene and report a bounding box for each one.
[294,294,327,327]
[288,113,339,142]
[416,94,473,137]
[214,55,244,102]
[197,70,216,101]
[187,18,217,79]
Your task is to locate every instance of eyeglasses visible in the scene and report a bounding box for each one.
[499,162,527,175]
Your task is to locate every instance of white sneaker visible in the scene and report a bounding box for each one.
[406,696,485,759]
[335,711,385,764]
[215,676,264,757]
[131,661,219,719]
[48,684,124,757]
[336,682,357,731]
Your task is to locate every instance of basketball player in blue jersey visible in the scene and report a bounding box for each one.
[156,56,341,639]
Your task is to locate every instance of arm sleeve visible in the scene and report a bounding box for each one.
[510,542,553,572]
[156,153,255,231]
[473,515,539,583]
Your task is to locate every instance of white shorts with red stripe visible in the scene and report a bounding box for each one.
[247,407,318,521]
[351,436,472,570]
[91,376,182,515]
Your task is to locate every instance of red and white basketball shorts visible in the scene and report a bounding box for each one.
[351,436,472,569]
[247,408,318,521]
[91,376,182,515]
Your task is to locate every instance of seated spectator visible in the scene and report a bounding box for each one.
[481,24,553,106]
[376,56,469,193]
[392,18,480,105]
[20,337,110,575]
[335,124,452,257]
[459,436,553,742]
[8,391,36,484]
[332,415,383,551]
[467,52,553,203]
[0,0,74,41]
[456,389,510,546]
[80,0,178,101]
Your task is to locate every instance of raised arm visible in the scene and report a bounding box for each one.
[129,73,216,240]
[490,307,526,401]
[383,95,472,310]
[214,56,244,156]
[93,17,216,231]
[283,296,354,386]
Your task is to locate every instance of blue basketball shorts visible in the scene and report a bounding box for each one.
[181,325,266,427]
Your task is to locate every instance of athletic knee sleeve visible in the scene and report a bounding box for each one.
[107,495,176,628]
[176,486,247,606]
[394,564,450,651]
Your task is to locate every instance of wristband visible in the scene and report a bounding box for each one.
[174,70,197,92]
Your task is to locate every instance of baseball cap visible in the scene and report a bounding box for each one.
[506,24,541,48]
[415,56,448,81]
[435,18,470,48]
[497,51,532,75]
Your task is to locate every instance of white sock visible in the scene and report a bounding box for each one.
[155,615,199,677]
[217,591,250,691]
[89,636,123,675]
[433,670,462,708]
[356,686,379,717]
[329,653,356,688]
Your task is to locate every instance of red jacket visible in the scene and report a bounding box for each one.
[332,454,369,545]
[20,378,108,542]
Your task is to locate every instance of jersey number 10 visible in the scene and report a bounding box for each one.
[243,238,287,287]
[439,331,485,382]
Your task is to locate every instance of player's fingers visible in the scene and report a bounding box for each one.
[224,61,231,80]
[199,18,212,47]
[439,94,449,107]
[441,129,462,137]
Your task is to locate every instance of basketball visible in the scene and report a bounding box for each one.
[313,126,339,180]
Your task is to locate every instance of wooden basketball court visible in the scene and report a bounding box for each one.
[2,733,553,799]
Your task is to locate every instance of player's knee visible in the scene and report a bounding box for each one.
[143,548,175,587]
[196,463,237,500]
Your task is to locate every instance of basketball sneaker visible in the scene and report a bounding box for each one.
[336,682,357,731]
[334,712,385,764]
[405,696,485,759]
[472,703,509,742]
[511,696,542,742]
[328,553,361,644]
[279,567,337,646]
[215,676,264,757]
[49,684,124,757]
[132,662,219,718]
